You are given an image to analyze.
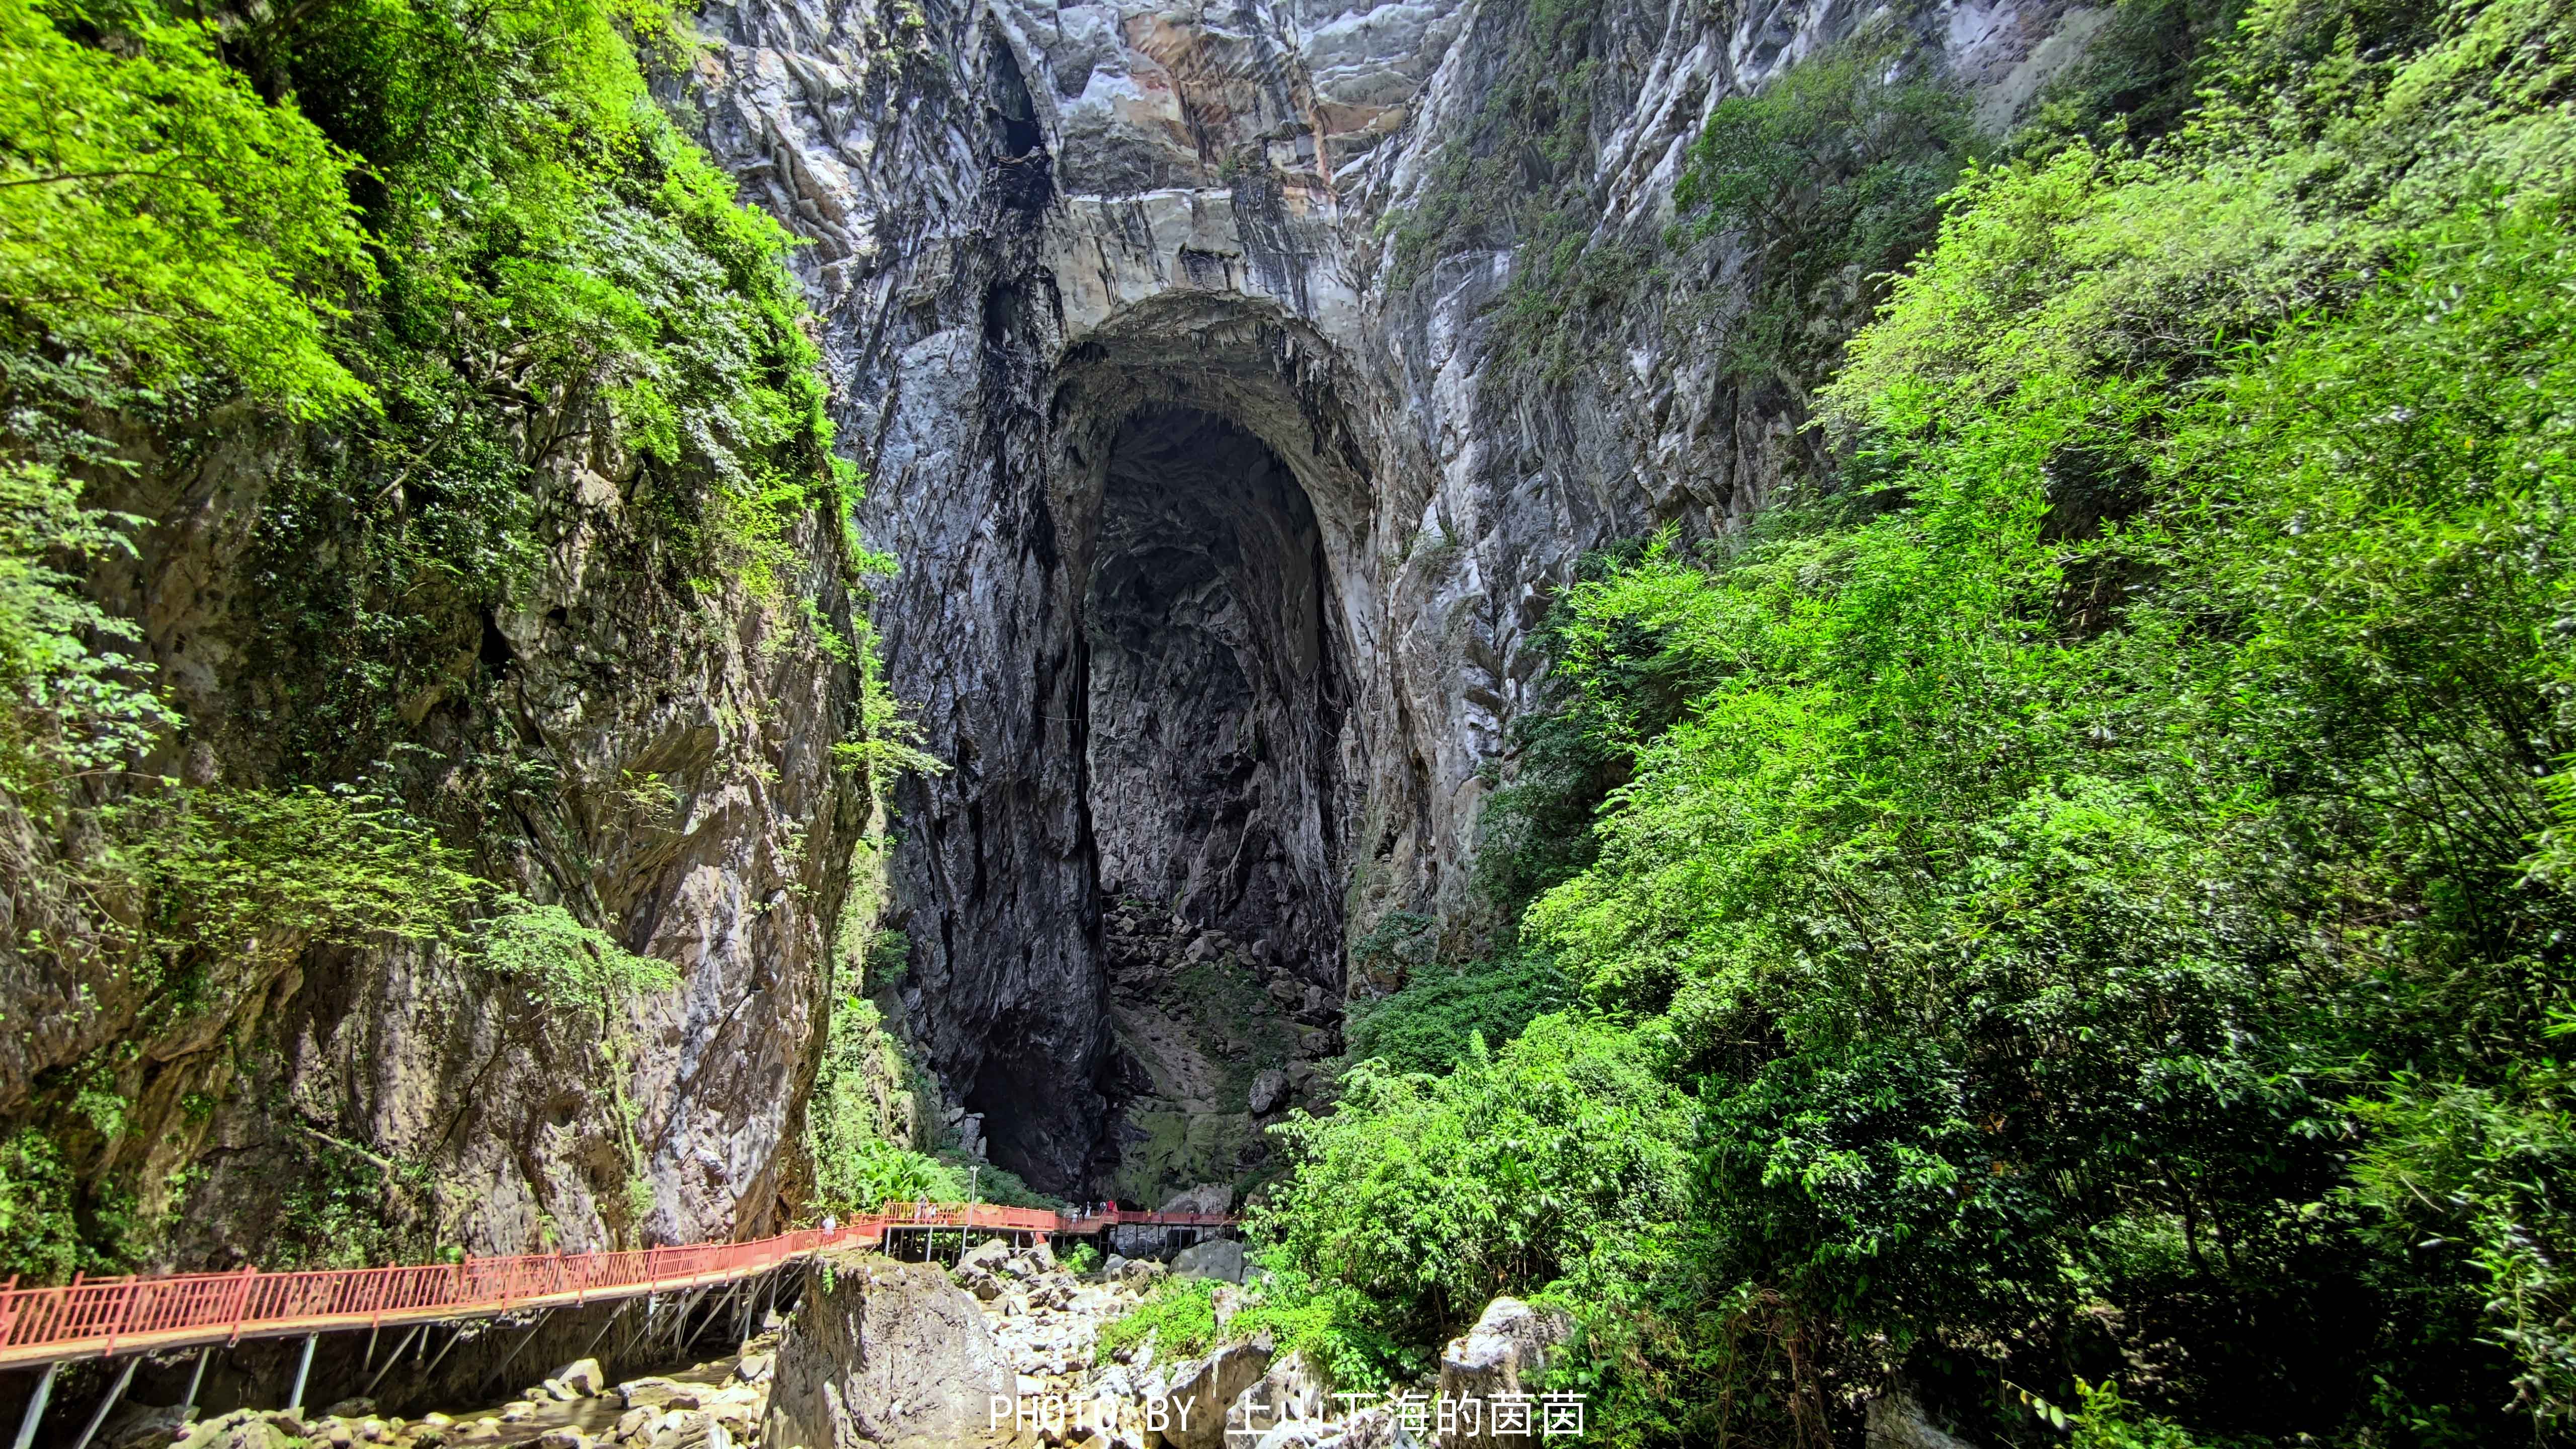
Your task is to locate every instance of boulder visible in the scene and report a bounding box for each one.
[956,1237,1020,1300]
[1333,1407,1417,1449]
[321,1400,377,1420]
[1159,1185,1233,1217]
[102,1401,194,1449]
[554,1357,608,1397]
[646,1410,715,1449]
[703,1385,764,1429]
[1227,1349,1328,1443]
[1435,1299,1572,1448]
[1170,1238,1246,1284]
[1248,1069,1290,1116]
[619,1379,702,1411]
[1155,1333,1273,1449]
[762,1249,1013,1449]
[1864,1393,1978,1449]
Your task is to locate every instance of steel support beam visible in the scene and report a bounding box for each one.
[286,1333,318,1415]
[11,1362,58,1449]
[69,1356,137,1449]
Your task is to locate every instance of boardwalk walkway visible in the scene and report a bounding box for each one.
[0,1201,1237,1372]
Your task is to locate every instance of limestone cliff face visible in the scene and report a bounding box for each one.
[0,0,2106,1264]
[685,0,2106,1195]
[0,397,867,1263]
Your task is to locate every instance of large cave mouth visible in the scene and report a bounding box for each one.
[1072,404,1347,1200]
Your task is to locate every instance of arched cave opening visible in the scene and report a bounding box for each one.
[983,404,1346,1200]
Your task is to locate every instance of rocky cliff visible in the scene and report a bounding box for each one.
[0,398,870,1261]
[0,0,2106,1277]
[683,0,2105,1197]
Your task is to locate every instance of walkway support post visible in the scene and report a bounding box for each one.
[287,1332,318,1415]
[485,1313,548,1397]
[11,1361,57,1449]
[69,1355,138,1449]
[359,1324,424,1399]
[182,1345,210,1410]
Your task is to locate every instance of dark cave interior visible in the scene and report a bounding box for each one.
[964,405,1348,1195]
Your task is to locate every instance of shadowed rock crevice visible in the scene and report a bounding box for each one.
[879,292,1367,1201]
[1087,407,1343,975]
[1077,405,1347,1196]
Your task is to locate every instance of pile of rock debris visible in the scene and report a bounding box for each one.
[119,1346,779,1449]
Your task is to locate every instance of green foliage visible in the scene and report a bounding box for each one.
[105,785,482,979]
[0,0,917,1284]
[1275,0,2576,1439]
[1061,1238,1101,1275]
[0,460,174,791]
[832,611,949,790]
[0,1130,89,1281]
[1371,0,1665,382]
[1224,1259,1412,1394]
[1379,0,1600,291]
[2065,1380,2222,1449]
[476,893,678,1010]
[1471,538,1680,926]
[2350,1069,2576,1423]
[1,0,876,807]
[272,1138,432,1270]
[1671,33,1981,388]
[806,992,953,1216]
[2010,0,2252,158]
[1093,1256,1407,1392]
[1514,193,2576,1438]
[825,1136,953,1211]
[1096,1275,1221,1365]
[1260,1014,1691,1352]
[0,0,374,415]
[863,928,912,994]
[1342,948,1570,1077]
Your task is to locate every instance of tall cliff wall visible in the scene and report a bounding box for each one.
[0,0,2104,1273]
[688,0,2106,1196]
[1,387,869,1266]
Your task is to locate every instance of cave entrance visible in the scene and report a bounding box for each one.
[1074,405,1345,1200]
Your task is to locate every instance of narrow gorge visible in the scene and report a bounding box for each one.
[12,0,2576,1438]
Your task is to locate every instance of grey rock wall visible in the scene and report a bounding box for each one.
[763,1252,1013,1449]
[683,0,2104,1195]
[0,395,866,1264]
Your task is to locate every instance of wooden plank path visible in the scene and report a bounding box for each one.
[0,1201,1237,1372]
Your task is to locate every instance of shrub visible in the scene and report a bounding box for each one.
[1259,1014,1691,1350]
[1096,1276,1219,1365]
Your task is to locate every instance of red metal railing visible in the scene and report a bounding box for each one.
[875,1202,1236,1233]
[0,1223,881,1370]
[0,1202,1239,1370]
